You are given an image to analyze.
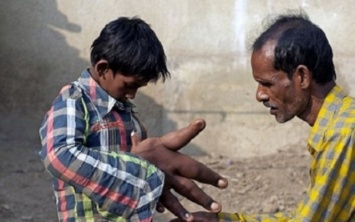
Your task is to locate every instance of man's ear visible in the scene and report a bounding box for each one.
[294,65,311,89]
[94,60,109,76]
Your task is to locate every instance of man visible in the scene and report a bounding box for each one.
[171,12,355,221]
[39,16,227,222]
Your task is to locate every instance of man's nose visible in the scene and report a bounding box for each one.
[256,84,269,102]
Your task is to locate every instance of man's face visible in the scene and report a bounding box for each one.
[98,69,148,102]
[251,41,308,123]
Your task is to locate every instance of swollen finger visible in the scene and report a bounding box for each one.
[156,201,165,213]
[174,154,228,189]
[160,189,194,221]
[172,175,222,213]
[160,119,206,151]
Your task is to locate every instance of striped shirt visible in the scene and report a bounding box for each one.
[39,69,164,222]
[218,85,355,221]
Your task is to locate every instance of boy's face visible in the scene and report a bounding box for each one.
[98,68,148,102]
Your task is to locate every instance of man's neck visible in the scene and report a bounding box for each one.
[299,81,336,126]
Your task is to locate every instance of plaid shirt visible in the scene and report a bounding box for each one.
[39,69,164,222]
[218,85,355,221]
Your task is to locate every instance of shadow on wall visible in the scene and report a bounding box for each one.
[0,0,88,220]
[0,0,86,143]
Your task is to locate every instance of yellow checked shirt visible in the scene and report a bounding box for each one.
[218,85,355,221]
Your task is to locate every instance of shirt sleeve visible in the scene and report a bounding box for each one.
[39,84,164,220]
[218,128,355,221]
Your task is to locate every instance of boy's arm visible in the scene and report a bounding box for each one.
[40,86,228,220]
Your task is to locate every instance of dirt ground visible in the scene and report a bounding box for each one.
[0,130,311,222]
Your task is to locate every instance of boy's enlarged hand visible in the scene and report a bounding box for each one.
[130,119,228,221]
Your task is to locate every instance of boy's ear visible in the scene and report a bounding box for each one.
[94,60,109,76]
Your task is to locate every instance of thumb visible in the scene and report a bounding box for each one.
[161,119,206,151]
[131,131,141,148]
[156,201,165,213]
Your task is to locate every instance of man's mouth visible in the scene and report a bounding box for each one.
[263,102,277,114]
[263,102,277,109]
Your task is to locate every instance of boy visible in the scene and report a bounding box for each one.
[39,16,226,222]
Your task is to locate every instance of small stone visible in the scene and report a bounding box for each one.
[21,215,33,221]
[236,172,245,178]
[2,204,10,210]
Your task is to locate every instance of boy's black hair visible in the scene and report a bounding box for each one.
[90,16,170,82]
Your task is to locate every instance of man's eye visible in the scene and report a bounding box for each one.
[260,82,272,87]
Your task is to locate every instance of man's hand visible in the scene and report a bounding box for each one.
[169,212,218,222]
[130,119,228,221]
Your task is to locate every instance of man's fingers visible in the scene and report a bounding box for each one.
[160,119,206,151]
[160,189,194,221]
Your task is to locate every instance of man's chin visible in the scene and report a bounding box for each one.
[275,115,294,123]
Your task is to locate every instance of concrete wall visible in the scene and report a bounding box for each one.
[1,0,355,158]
